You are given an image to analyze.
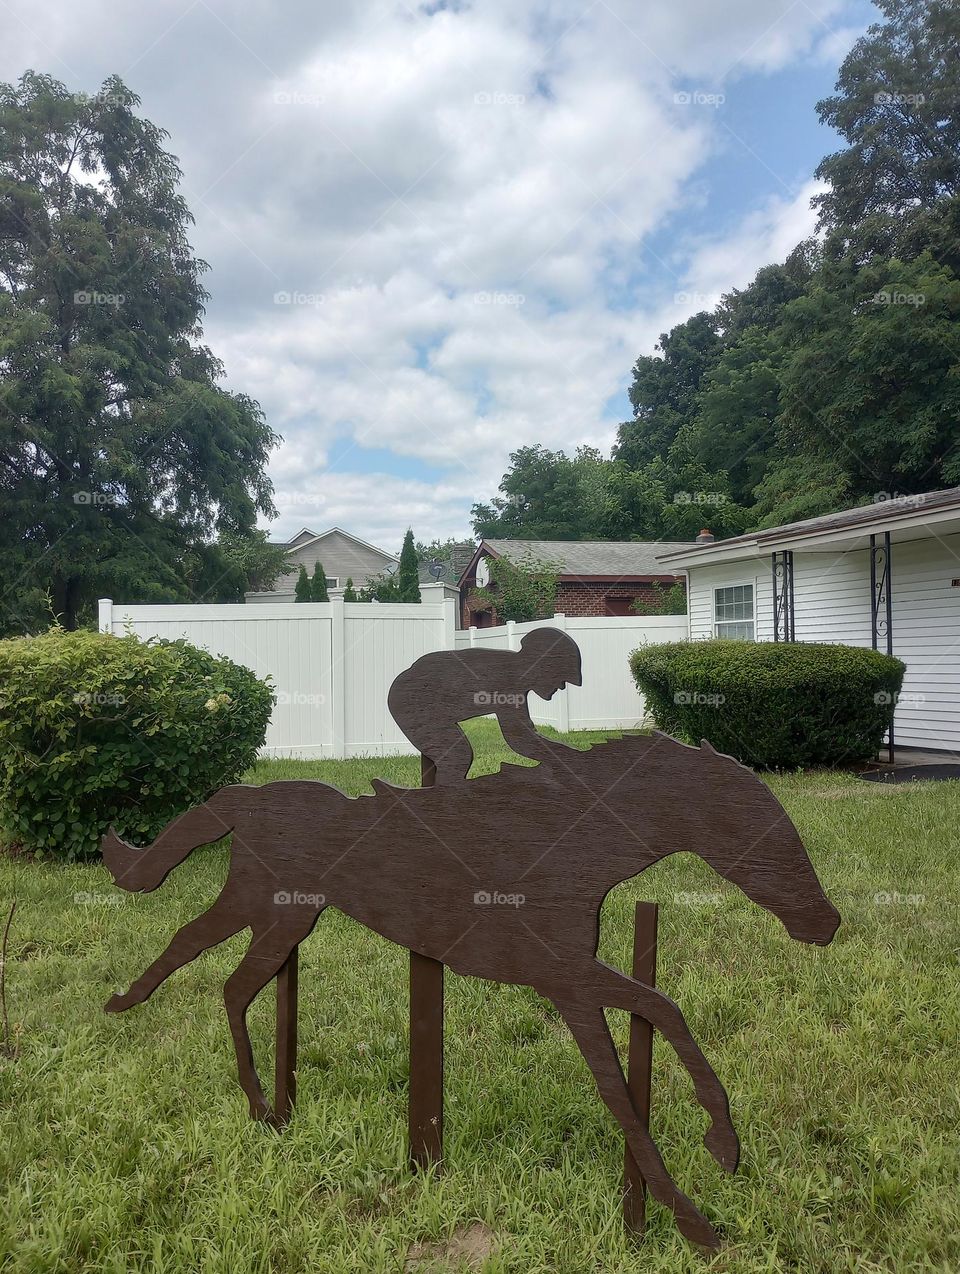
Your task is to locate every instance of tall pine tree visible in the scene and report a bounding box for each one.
[397,529,421,603]
[294,565,311,602]
[310,560,329,601]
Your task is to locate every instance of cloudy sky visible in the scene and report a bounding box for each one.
[1,0,876,550]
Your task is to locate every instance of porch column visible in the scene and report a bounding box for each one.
[771,550,795,642]
[870,532,895,761]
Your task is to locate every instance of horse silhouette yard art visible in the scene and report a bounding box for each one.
[102,634,840,1249]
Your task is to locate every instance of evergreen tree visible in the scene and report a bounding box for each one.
[294,565,311,602]
[310,560,329,601]
[397,529,421,603]
[343,577,358,602]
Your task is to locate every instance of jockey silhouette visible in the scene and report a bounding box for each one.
[388,627,582,782]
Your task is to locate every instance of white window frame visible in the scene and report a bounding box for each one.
[713,581,755,641]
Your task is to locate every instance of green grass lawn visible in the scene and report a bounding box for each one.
[1,721,958,1273]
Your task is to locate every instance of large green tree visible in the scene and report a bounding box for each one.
[185,530,291,603]
[814,0,960,259]
[0,73,278,631]
[774,253,960,497]
[688,329,785,506]
[614,312,722,469]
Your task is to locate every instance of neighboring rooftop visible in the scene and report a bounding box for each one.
[271,526,399,559]
[657,487,960,565]
[470,539,690,581]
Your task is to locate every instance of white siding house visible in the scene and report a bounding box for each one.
[246,527,399,603]
[658,490,960,755]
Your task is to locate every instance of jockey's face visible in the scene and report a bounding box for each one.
[521,635,582,700]
[530,670,568,701]
[531,676,561,701]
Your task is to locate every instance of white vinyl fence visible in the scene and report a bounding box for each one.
[455,614,687,732]
[98,591,686,759]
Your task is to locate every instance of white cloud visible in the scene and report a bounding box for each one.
[0,0,861,546]
[676,179,827,312]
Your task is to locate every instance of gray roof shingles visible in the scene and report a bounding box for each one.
[485,539,690,577]
[656,485,960,561]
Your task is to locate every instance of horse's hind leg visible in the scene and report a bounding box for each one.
[105,888,246,1012]
[224,907,324,1124]
[554,998,721,1249]
[584,961,738,1173]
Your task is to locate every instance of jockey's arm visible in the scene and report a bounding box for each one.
[496,701,563,763]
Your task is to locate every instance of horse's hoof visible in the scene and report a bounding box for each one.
[104,992,134,1013]
[249,1102,278,1127]
[704,1121,740,1173]
[677,1208,722,1249]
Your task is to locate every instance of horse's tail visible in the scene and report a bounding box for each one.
[102,787,246,893]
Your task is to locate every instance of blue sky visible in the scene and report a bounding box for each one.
[1,0,879,548]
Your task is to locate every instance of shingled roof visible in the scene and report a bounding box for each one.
[657,486,960,566]
[477,539,689,580]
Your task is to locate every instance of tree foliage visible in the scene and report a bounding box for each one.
[357,530,422,603]
[0,73,278,631]
[470,554,560,624]
[396,529,421,603]
[814,0,960,259]
[631,581,687,616]
[310,560,329,602]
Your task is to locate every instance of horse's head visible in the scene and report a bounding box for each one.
[667,736,840,946]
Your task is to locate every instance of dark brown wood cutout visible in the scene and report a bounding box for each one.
[102,631,840,1249]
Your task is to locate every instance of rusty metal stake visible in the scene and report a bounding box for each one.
[409,754,444,1169]
[275,946,299,1126]
[624,901,658,1234]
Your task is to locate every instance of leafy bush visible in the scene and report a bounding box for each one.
[0,629,273,860]
[471,554,561,623]
[630,640,905,769]
[631,580,687,616]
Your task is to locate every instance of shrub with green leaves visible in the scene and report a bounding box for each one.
[0,629,274,860]
[630,640,905,769]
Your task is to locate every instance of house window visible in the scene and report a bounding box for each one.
[604,596,635,616]
[714,584,754,640]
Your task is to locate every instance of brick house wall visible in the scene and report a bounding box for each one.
[554,581,666,616]
[458,539,688,627]
[462,579,678,626]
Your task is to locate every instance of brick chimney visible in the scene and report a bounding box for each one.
[451,541,477,580]
[695,528,715,544]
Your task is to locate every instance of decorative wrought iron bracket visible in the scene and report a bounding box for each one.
[771,550,795,642]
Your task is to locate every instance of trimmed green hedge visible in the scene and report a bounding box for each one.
[0,629,274,861]
[630,640,905,769]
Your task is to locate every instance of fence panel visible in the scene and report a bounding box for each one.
[452,613,687,732]
[564,615,687,730]
[341,601,455,756]
[101,599,685,758]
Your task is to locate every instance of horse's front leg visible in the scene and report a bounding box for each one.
[554,997,721,1248]
[582,960,739,1172]
[105,891,246,1012]
[224,907,324,1124]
